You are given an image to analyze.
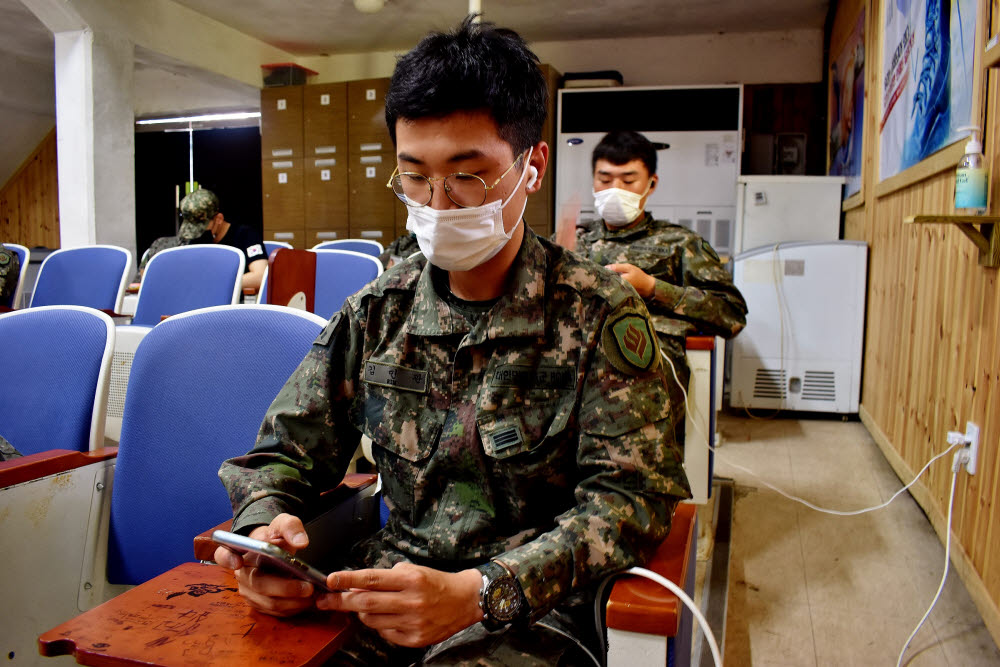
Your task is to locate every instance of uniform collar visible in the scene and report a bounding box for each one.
[404,229,548,340]
[599,211,654,240]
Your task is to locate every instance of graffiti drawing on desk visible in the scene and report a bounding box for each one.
[166,582,238,599]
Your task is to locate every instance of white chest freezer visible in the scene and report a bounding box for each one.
[729,240,867,414]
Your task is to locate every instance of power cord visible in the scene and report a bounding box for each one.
[592,567,723,667]
[661,346,963,517]
[896,468,958,667]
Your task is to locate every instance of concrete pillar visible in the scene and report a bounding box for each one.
[53,28,135,256]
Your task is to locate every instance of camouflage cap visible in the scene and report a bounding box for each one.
[178,188,220,240]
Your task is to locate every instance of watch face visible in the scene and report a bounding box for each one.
[485,576,522,622]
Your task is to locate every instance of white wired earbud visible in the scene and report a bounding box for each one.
[526,165,538,189]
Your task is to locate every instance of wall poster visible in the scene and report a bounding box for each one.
[879,0,977,181]
[829,9,866,198]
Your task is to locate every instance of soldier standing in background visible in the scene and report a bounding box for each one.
[214,16,689,665]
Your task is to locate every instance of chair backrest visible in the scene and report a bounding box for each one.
[264,240,293,258]
[106,304,327,585]
[131,245,244,326]
[0,306,114,455]
[29,245,133,312]
[260,249,382,320]
[313,249,382,319]
[312,239,384,257]
[3,243,29,309]
[260,248,316,311]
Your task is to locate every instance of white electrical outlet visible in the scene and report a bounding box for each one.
[965,421,980,475]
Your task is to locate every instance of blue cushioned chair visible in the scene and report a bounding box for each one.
[312,238,384,258]
[100,305,328,588]
[29,245,133,313]
[0,306,114,455]
[260,248,383,320]
[2,243,29,309]
[130,245,244,326]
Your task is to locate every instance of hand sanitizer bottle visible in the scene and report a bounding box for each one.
[955,126,987,215]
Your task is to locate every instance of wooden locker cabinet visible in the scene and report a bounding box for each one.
[304,156,349,236]
[261,86,304,158]
[304,82,348,156]
[347,78,392,145]
[348,151,396,242]
[262,158,305,241]
[264,227,306,249]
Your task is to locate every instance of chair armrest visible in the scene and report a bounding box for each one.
[685,335,715,351]
[606,502,697,636]
[193,473,379,562]
[0,447,118,489]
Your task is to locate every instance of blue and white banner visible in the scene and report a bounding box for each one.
[879,0,976,181]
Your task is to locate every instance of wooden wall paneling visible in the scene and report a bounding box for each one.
[0,127,60,248]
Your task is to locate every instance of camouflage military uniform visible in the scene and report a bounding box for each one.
[220,228,690,664]
[575,213,748,427]
[138,189,220,275]
[0,434,21,461]
[378,232,422,270]
[0,244,20,307]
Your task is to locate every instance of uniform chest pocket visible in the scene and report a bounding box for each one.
[357,388,442,463]
[476,394,574,461]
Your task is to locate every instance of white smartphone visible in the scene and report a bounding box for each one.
[212,530,334,592]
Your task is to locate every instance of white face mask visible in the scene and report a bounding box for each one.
[593,183,650,227]
[406,148,536,272]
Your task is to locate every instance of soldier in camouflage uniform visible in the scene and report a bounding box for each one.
[378,231,421,269]
[139,189,267,291]
[562,130,748,429]
[216,17,689,665]
[0,243,20,309]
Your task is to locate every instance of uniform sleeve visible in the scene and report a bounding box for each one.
[498,297,691,620]
[647,236,748,339]
[218,305,366,534]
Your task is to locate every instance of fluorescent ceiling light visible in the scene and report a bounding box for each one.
[136,111,261,125]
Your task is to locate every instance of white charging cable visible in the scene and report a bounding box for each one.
[896,468,958,667]
[661,346,963,517]
[591,565,723,667]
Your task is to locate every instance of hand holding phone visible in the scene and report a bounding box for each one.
[213,530,333,592]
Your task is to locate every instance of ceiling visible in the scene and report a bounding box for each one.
[171,0,830,55]
[0,0,830,188]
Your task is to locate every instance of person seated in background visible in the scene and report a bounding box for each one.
[0,243,20,309]
[215,16,689,665]
[377,231,420,269]
[139,189,267,292]
[557,129,748,430]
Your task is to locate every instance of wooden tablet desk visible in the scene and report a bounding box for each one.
[38,562,352,667]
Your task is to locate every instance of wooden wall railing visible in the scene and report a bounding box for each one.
[837,0,1000,646]
[0,127,60,249]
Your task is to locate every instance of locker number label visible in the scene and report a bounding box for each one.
[277,99,287,110]
[366,166,376,178]
[320,94,330,106]
[321,169,331,181]
[366,88,376,101]
[278,173,288,184]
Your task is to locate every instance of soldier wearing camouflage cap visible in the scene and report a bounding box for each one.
[0,243,20,309]
[139,188,267,292]
[216,16,689,665]
[557,130,748,431]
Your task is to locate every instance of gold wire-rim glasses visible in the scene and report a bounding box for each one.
[385,149,527,208]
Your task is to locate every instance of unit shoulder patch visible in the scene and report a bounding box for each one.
[602,309,659,375]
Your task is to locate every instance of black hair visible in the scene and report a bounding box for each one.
[385,15,546,156]
[592,130,657,176]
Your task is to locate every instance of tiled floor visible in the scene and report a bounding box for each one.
[702,412,1000,666]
